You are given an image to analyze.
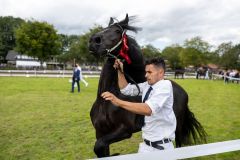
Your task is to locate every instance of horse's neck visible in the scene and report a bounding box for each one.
[125,37,146,83]
[97,60,119,97]
[96,37,146,97]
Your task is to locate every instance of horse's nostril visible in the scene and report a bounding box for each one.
[94,37,101,44]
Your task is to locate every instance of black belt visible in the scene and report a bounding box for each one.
[144,138,172,150]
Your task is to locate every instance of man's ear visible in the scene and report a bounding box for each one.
[158,67,165,75]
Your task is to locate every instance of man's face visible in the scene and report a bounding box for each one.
[145,64,164,85]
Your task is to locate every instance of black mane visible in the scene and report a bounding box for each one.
[110,15,142,33]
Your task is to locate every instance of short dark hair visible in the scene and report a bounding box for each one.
[145,57,166,71]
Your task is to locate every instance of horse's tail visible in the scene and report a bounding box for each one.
[175,104,207,147]
[171,80,207,147]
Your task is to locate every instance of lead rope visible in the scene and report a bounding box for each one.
[105,29,140,96]
[106,30,126,58]
[118,67,141,96]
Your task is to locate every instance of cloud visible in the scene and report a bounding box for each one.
[1,0,240,49]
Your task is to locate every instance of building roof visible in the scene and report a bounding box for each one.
[207,64,219,69]
[6,50,18,61]
[6,50,46,68]
[6,50,38,61]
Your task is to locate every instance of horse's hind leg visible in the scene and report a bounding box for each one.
[94,124,132,158]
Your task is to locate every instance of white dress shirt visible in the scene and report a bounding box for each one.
[76,66,82,80]
[120,79,176,141]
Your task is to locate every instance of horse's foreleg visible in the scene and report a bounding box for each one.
[94,139,109,158]
[94,124,132,158]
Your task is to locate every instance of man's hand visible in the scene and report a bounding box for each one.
[101,91,120,106]
[101,91,152,116]
[113,59,124,72]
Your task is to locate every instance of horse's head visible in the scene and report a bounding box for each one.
[88,14,140,58]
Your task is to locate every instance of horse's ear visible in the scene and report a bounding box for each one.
[123,14,129,25]
[108,17,114,26]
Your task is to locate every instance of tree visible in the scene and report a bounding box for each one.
[215,42,233,56]
[67,25,103,65]
[162,44,183,69]
[214,42,232,66]
[184,36,211,53]
[181,36,215,67]
[179,48,203,68]
[141,44,161,60]
[57,34,80,64]
[220,44,240,69]
[58,34,80,53]
[15,20,61,67]
[0,16,24,63]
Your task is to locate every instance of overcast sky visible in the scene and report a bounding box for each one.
[1,0,240,50]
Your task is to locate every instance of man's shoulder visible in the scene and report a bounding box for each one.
[156,79,172,89]
[163,79,172,84]
[159,79,172,85]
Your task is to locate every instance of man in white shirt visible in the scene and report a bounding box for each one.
[101,57,176,153]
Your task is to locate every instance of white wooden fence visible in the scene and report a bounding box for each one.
[91,139,240,160]
[0,70,100,78]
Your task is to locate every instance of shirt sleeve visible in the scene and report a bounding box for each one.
[145,82,172,115]
[79,68,82,80]
[120,82,146,96]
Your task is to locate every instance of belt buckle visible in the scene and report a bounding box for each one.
[144,139,151,146]
[150,141,153,147]
[164,138,171,143]
[164,139,168,143]
[148,140,152,147]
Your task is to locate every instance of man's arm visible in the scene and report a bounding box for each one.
[101,91,152,116]
[114,59,128,89]
[117,69,128,89]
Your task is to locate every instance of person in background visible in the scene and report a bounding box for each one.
[71,63,81,93]
[80,69,89,87]
[205,68,209,80]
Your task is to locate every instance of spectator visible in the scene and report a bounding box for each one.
[71,64,81,93]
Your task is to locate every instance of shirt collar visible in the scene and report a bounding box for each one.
[150,79,165,90]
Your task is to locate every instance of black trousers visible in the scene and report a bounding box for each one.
[71,77,80,92]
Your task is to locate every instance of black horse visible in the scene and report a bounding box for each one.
[174,68,185,79]
[196,67,207,79]
[89,14,207,158]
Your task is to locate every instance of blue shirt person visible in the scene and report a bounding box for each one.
[71,63,81,93]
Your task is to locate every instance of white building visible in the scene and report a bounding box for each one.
[6,50,46,68]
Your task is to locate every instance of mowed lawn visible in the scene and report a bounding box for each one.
[0,77,239,160]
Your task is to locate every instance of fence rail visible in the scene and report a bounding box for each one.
[0,70,101,78]
[1,70,239,82]
[0,70,197,78]
[91,139,240,160]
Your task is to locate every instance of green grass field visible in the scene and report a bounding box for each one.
[0,77,239,160]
